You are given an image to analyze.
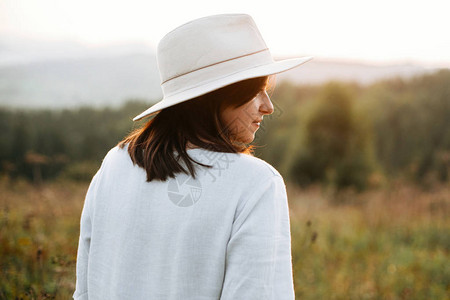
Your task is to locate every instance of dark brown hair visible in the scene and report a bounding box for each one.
[118,76,272,182]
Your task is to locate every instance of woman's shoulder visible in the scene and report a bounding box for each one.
[99,145,284,183]
[97,144,133,170]
[188,147,283,181]
[237,152,283,179]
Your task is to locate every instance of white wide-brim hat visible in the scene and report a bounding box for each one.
[133,13,313,121]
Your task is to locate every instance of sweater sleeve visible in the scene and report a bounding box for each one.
[73,169,101,300]
[220,175,295,300]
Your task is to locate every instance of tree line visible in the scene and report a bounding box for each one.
[1,69,449,190]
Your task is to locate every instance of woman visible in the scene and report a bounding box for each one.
[73,14,312,300]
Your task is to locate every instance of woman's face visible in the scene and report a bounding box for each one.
[220,90,274,144]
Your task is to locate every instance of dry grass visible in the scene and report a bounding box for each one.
[0,177,448,299]
[287,182,449,299]
[0,177,86,299]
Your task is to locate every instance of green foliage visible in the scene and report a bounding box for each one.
[255,70,450,190]
[287,82,374,190]
[0,100,149,182]
[1,70,449,189]
[60,161,101,182]
[364,70,450,184]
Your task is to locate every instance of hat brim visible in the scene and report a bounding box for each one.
[133,56,313,121]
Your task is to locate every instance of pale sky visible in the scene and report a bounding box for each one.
[1,0,449,67]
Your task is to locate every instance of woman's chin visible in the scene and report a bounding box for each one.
[240,134,255,144]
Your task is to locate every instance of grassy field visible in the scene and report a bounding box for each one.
[0,177,448,299]
[288,183,449,299]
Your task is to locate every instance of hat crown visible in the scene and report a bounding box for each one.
[132,13,313,121]
[157,14,269,84]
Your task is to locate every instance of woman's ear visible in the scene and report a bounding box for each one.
[266,75,277,97]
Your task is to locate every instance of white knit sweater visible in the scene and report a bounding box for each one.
[73,144,295,299]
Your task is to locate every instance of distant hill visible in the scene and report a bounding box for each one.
[275,58,438,85]
[0,54,162,109]
[0,36,443,109]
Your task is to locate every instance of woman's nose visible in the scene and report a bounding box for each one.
[259,91,274,115]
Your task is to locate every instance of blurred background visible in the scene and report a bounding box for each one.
[0,0,448,299]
